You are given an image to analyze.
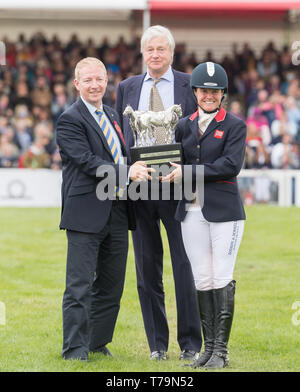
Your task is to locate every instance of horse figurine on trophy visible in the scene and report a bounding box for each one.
[123,104,183,167]
[123,104,182,147]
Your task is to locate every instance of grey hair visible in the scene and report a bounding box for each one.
[140,25,175,53]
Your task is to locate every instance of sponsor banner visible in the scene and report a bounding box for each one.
[0,169,62,207]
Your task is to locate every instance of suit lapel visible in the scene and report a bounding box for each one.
[188,112,200,144]
[128,74,145,110]
[173,70,189,113]
[77,98,125,160]
[103,105,127,157]
[76,98,108,149]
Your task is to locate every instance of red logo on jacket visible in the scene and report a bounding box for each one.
[214,129,224,139]
[114,121,125,145]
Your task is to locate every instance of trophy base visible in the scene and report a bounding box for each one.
[130,143,182,167]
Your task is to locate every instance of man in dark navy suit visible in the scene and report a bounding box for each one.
[57,57,152,361]
[116,26,202,361]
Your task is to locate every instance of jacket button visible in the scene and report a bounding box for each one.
[196,158,200,162]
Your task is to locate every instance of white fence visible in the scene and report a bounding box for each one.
[238,169,300,207]
[0,169,62,207]
[0,168,299,207]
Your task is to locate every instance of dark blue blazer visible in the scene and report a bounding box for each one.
[56,97,135,233]
[116,69,197,155]
[175,107,247,223]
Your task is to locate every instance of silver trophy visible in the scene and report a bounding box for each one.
[123,104,183,166]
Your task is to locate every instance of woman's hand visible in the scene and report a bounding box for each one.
[160,162,182,183]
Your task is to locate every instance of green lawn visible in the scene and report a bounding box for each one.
[0,206,299,372]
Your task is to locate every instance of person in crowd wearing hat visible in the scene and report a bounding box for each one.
[161,62,246,369]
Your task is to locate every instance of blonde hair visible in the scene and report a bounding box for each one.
[74,57,106,80]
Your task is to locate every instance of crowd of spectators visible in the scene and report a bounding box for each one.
[0,32,300,171]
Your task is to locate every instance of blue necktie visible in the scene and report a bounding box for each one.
[96,109,120,164]
[96,109,121,197]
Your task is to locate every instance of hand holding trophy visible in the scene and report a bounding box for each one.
[123,104,183,167]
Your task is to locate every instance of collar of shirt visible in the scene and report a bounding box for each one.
[198,107,218,133]
[80,97,113,131]
[144,66,174,83]
[139,67,174,112]
[80,96,103,119]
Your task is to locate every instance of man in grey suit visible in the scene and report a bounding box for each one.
[116,25,202,361]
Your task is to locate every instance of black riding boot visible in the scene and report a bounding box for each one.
[190,289,215,368]
[204,280,236,369]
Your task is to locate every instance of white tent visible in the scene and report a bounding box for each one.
[0,0,147,9]
[0,1,151,42]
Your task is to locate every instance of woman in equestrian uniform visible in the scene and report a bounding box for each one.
[161,62,246,368]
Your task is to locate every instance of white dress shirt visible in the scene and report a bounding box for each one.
[137,67,174,145]
[138,66,174,111]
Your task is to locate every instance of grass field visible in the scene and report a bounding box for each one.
[0,206,299,372]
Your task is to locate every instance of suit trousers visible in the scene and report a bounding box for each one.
[132,198,202,353]
[62,201,128,359]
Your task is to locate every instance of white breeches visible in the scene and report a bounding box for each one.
[181,208,244,291]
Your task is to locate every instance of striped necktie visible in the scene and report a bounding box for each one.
[96,109,121,198]
[96,109,120,164]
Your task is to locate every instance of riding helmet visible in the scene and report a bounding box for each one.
[190,62,228,94]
